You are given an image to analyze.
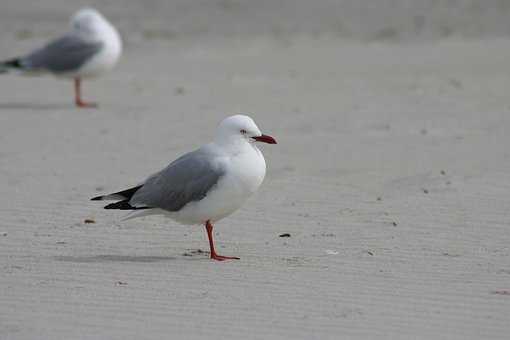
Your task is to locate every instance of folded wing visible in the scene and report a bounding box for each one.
[129,149,225,212]
[20,34,103,73]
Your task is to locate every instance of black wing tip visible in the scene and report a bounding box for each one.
[91,195,103,201]
[104,200,150,210]
[104,200,131,210]
[1,58,22,68]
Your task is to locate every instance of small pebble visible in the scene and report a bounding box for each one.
[184,249,204,256]
[392,222,397,227]
[321,233,335,237]
[449,78,463,89]
[84,219,96,224]
[422,189,429,194]
[491,290,510,296]
[174,87,186,95]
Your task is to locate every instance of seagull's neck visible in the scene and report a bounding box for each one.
[213,136,260,157]
[77,21,118,43]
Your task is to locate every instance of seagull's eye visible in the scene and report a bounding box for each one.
[240,129,247,135]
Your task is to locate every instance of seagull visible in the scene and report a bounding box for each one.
[92,115,277,261]
[0,8,122,108]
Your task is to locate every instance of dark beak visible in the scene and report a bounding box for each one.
[252,134,277,144]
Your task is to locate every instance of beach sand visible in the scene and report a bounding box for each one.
[1,2,510,339]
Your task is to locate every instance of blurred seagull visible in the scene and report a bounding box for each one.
[92,115,277,261]
[0,8,122,108]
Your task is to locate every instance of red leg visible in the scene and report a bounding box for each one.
[205,220,239,261]
[74,78,97,108]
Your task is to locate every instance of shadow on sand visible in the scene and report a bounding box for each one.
[0,102,73,111]
[54,255,178,263]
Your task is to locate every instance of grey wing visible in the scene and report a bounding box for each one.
[21,34,103,73]
[130,150,225,212]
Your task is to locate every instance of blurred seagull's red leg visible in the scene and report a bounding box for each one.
[205,220,240,261]
[74,78,97,108]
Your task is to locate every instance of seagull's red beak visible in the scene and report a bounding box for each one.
[252,134,277,144]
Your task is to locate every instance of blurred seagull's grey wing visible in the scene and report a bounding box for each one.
[19,34,103,73]
[129,149,225,212]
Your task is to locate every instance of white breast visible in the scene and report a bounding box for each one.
[172,143,267,225]
[77,24,122,78]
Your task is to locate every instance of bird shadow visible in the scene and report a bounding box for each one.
[0,102,73,111]
[54,255,178,263]
[53,249,212,263]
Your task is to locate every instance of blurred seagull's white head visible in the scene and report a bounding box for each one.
[71,8,112,37]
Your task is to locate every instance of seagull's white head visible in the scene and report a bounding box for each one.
[71,8,111,37]
[215,114,277,146]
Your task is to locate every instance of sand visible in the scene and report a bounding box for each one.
[1,2,510,339]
